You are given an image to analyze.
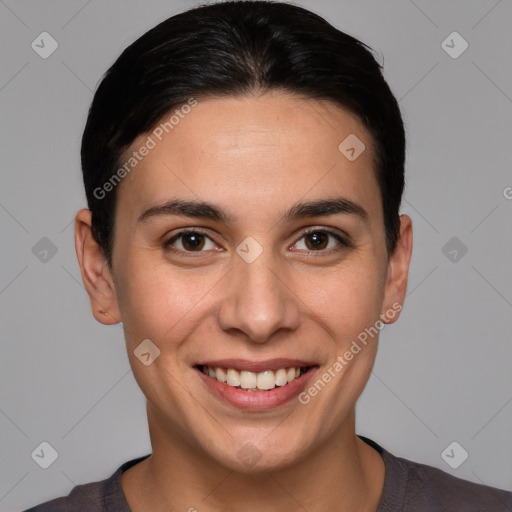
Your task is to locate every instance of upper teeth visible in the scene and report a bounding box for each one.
[201,366,306,391]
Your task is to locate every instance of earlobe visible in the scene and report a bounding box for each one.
[74,208,122,325]
[381,214,413,324]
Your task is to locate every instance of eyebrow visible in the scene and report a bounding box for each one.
[137,197,369,225]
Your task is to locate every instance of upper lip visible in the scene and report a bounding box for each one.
[195,358,317,373]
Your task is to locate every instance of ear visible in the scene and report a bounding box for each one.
[74,208,121,325]
[381,214,413,324]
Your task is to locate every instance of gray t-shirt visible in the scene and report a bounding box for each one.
[24,436,512,511]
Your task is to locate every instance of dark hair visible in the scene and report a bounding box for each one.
[81,0,405,265]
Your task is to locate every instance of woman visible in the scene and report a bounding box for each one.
[26,1,512,510]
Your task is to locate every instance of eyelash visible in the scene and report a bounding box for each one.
[163,227,351,257]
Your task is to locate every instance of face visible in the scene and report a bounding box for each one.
[76,91,412,473]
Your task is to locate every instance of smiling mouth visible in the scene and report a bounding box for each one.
[196,364,313,392]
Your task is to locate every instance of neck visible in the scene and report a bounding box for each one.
[121,408,385,512]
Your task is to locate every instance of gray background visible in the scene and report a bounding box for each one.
[1,0,511,510]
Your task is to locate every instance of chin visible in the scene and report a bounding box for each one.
[201,429,313,474]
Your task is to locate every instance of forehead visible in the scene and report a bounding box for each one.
[115,92,380,224]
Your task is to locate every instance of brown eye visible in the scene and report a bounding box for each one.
[304,231,329,250]
[181,232,206,251]
[164,230,216,253]
[292,229,349,253]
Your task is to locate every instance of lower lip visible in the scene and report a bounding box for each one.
[195,366,318,411]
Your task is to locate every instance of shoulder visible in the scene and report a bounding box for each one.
[22,478,108,512]
[361,436,512,511]
[397,455,512,511]
[22,455,150,512]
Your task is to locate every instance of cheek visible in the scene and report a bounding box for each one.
[114,257,218,346]
[303,259,385,331]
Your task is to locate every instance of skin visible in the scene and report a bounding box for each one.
[75,91,413,512]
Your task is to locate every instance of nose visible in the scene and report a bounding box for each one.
[217,249,302,344]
